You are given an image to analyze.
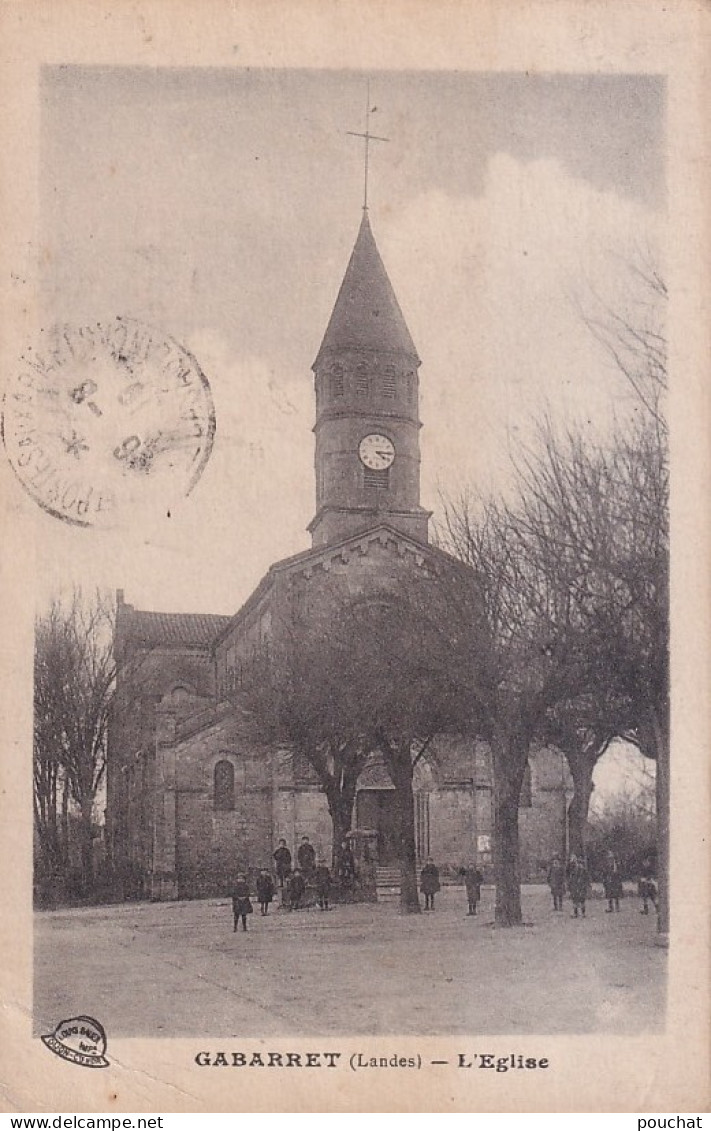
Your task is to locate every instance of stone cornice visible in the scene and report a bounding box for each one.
[312,409,423,430]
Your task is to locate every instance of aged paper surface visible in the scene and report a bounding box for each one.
[1,0,709,1113]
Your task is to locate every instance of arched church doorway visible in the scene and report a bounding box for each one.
[356,788,400,865]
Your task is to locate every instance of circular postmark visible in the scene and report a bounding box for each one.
[1,317,215,527]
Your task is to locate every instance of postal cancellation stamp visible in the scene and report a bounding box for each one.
[1,317,215,527]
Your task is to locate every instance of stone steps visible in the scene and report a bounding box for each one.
[376,867,401,903]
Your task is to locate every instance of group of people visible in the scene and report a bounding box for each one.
[420,859,486,915]
[231,836,357,930]
[275,834,357,910]
[546,851,658,919]
[232,839,658,930]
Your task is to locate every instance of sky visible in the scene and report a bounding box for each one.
[28,67,665,614]
[590,741,656,818]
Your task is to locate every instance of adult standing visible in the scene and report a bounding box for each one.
[273,838,292,888]
[297,835,316,878]
[420,857,441,911]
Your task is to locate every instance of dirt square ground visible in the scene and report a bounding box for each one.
[34,884,666,1037]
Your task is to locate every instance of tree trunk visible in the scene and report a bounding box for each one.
[566,751,597,861]
[651,709,670,938]
[48,762,60,868]
[637,704,669,940]
[325,780,357,871]
[60,771,70,869]
[393,760,420,909]
[490,734,527,926]
[79,795,95,894]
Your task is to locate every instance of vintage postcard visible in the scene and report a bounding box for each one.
[0,0,709,1114]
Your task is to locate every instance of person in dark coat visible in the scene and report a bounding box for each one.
[337,840,356,882]
[297,836,316,878]
[420,858,441,910]
[459,865,483,915]
[566,854,589,918]
[546,855,566,911]
[638,857,658,915]
[314,860,332,910]
[286,868,306,911]
[273,839,292,888]
[602,851,623,912]
[231,873,253,932]
[256,869,275,915]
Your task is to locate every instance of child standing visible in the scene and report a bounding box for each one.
[546,855,566,911]
[566,854,589,918]
[256,869,275,915]
[603,851,623,912]
[459,865,484,916]
[287,868,306,910]
[231,873,253,932]
[638,857,658,915]
[314,860,332,910]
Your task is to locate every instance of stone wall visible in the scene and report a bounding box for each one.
[428,787,477,873]
[519,749,570,881]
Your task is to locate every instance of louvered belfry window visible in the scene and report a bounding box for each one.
[356,363,369,395]
[363,467,390,490]
[383,366,397,397]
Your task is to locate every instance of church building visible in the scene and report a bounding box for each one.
[106,206,571,900]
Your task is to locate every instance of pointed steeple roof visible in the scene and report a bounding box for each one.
[314,212,419,366]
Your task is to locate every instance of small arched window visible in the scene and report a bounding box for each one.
[214,759,235,811]
[356,362,369,396]
[383,366,397,397]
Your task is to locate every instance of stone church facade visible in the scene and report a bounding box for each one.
[106,210,571,900]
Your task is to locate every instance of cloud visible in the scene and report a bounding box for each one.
[35,153,663,615]
[379,152,664,501]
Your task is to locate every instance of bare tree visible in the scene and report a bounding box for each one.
[236,619,370,868]
[577,250,667,433]
[34,589,115,893]
[337,586,477,913]
[542,690,638,860]
[438,491,598,925]
[515,413,668,928]
[34,607,67,877]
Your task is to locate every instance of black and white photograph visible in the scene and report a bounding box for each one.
[0,1,709,1115]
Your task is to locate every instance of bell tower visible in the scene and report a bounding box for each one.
[308,210,430,548]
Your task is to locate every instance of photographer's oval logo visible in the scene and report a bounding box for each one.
[41,1015,109,1068]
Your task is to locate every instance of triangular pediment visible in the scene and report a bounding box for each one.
[275,523,435,580]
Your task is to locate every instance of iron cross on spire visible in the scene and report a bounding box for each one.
[347,84,388,211]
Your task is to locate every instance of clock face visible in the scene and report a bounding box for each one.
[359,433,395,470]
